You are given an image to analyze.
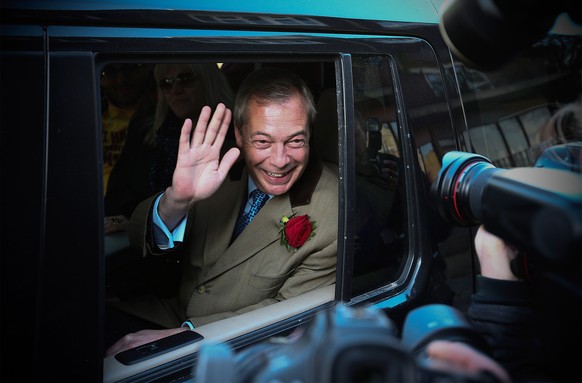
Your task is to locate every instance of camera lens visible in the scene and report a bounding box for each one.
[431,151,500,226]
[401,304,490,356]
[439,0,560,69]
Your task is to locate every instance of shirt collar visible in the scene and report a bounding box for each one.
[247,176,273,199]
[231,150,323,208]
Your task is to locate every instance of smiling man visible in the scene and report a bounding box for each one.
[106,68,339,356]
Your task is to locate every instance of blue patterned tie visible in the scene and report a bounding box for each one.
[233,189,269,239]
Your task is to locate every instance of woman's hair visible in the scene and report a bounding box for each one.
[535,98,582,158]
[233,67,316,132]
[545,100,582,143]
[146,63,235,145]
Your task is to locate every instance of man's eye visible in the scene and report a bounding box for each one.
[288,139,306,148]
[253,140,271,148]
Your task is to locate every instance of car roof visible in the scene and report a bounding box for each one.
[1,0,445,24]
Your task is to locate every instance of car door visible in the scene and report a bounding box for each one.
[2,6,470,383]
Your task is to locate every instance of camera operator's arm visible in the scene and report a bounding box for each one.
[468,225,549,382]
[474,226,519,281]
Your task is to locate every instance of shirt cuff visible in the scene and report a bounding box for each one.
[152,193,187,249]
[181,320,195,330]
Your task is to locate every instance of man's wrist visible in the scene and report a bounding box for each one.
[158,188,192,230]
[181,320,195,330]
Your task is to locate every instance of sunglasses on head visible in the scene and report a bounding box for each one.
[159,73,198,92]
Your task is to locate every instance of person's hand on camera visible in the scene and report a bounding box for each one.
[474,225,519,281]
[426,340,511,382]
[379,157,399,189]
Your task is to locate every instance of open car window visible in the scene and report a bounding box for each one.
[102,59,340,318]
[101,51,416,380]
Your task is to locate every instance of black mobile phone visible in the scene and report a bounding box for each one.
[115,330,204,366]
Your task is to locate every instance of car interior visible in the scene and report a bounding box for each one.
[102,56,411,380]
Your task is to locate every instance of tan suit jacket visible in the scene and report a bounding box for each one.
[126,155,338,327]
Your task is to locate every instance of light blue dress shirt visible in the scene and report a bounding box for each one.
[152,176,271,249]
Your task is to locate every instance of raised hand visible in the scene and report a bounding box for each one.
[159,104,240,229]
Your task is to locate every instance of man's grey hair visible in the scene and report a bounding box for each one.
[233,67,317,131]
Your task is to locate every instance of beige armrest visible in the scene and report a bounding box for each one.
[103,284,335,383]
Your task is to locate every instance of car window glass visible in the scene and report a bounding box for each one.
[460,34,581,167]
[469,123,510,166]
[350,55,405,296]
[499,118,530,166]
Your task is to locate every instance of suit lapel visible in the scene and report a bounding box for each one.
[200,173,246,269]
[198,155,323,283]
[201,192,294,283]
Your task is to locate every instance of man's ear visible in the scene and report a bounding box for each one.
[234,125,243,148]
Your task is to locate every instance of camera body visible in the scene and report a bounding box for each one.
[430,150,582,296]
[439,0,581,69]
[194,303,496,383]
[431,151,582,262]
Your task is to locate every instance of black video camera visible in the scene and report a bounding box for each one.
[431,150,582,262]
[194,303,498,383]
[439,0,581,69]
[430,150,582,295]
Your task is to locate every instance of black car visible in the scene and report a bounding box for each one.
[1,1,580,381]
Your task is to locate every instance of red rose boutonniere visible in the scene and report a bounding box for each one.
[279,214,316,251]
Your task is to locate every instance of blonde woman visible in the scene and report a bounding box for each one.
[105,63,235,233]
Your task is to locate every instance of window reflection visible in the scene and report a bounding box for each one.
[351,56,405,296]
[461,35,581,168]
